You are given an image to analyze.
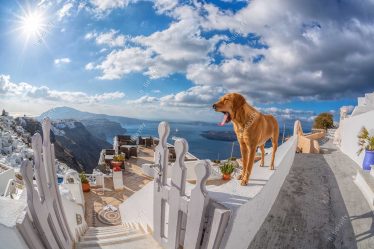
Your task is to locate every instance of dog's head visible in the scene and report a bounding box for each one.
[212,93,246,126]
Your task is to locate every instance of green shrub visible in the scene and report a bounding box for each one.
[79,172,89,184]
[357,126,374,155]
[220,161,235,175]
[113,154,125,162]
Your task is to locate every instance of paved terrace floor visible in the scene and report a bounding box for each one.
[249,140,374,249]
[84,146,229,227]
[84,147,155,227]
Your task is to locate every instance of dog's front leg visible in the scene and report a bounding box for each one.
[237,140,248,180]
[241,145,256,186]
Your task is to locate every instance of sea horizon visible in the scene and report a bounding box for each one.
[122,120,311,160]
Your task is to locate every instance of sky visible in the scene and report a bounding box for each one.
[0,0,373,123]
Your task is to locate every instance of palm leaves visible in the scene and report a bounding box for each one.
[357,127,374,155]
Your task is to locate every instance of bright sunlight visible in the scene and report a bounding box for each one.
[19,11,45,37]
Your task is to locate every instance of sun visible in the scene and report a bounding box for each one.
[20,11,45,37]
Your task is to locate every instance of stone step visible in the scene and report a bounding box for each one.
[86,225,128,233]
[88,224,129,231]
[76,234,163,249]
[85,228,134,236]
[81,229,141,241]
[76,233,149,248]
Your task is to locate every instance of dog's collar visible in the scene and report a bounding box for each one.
[237,112,258,138]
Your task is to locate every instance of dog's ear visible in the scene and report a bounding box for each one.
[232,93,246,120]
[232,93,246,110]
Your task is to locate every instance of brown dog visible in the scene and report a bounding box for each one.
[213,93,279,186]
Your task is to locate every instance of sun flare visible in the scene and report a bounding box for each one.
[20,11,45,37]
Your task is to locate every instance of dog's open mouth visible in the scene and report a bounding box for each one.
[219,112,231,126]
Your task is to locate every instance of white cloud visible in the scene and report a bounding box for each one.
[96,47,153,80]
[0,75,125,104]
[85,31,97,40]
[85,30,126,47]
[87,0,374,104]
[93,6,226,79]
[89,0,132,14]
[191,0,374,101]
[96,30,126,47]
[85,62,95,70]
[58,2,74,20]
[153,0,178,14]
[128,95,159,104]
[218,43,264,61]
[54,58,71,65]
[129,85,227,108]
[78,2,87,12]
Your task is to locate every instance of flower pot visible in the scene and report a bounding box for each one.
[111,161,123,168]
[113,166,122,172]
[363,150,374,171]
[222,174,231,180]
[82,182,90,192]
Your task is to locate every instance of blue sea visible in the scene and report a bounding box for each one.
[121,120,311,161]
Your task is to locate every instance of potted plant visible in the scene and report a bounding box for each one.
[111,154,125,172]
[79,172,90,192]
[357,127,374,170]
[220,161,235,180]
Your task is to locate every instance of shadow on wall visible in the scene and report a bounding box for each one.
[351,211,374,243]
[248,153,359,249]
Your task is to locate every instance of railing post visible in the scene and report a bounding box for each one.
[183,160,210,249]
[152,122,212,249]
[167,138,188,248]
[153,121,170,246]
[20,118,74,249]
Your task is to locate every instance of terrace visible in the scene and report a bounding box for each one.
[85,141,228,227]
[83,146,154,227]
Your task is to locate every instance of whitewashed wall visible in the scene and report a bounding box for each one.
[339,110,374,167]
[219,136,298,249]
[59,191,87,242]
[119,181,154,230]
[0,197,29,249]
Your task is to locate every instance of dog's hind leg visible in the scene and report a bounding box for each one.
[237,141,248,180]
[270,135,279,170]
[259,144,265,167]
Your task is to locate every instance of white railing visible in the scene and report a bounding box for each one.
[153,122,213,249]
[120,122,231,249]
[19,118,74,249]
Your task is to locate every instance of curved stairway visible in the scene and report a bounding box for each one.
[76,223,162,249]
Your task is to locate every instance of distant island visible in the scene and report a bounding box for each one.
[200,130,237,142]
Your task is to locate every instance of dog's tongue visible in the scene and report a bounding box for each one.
[218,113,229,126]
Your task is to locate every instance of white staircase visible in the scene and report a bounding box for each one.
[76,223,162,249]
